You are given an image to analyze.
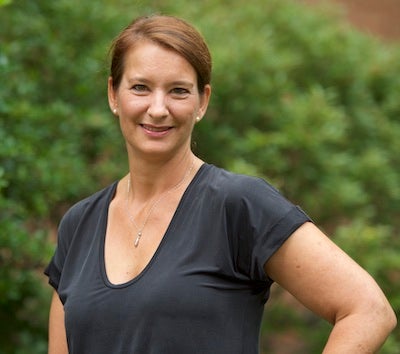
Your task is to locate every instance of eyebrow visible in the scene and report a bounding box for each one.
[170,80,194,88]
[127,76,194,88]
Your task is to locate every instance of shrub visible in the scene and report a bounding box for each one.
[1,0,398,352]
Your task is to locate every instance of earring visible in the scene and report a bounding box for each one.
[113,108,117,114]
[195,116,201,122]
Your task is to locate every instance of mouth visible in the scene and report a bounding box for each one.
[141,124,171,132]
[140,124,173,137]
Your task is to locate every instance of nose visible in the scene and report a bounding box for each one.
[147,91,169,119]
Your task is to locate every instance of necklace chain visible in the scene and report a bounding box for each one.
[126,161,195,247]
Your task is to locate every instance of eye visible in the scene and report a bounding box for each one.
[171,87,190,97]
[131,84,148,93]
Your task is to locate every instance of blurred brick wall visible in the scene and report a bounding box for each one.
[303,0,400,42]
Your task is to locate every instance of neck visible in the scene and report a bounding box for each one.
[127,151,199,202]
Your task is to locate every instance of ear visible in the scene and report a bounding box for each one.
[107,77,118,114]
[198,84,212,119]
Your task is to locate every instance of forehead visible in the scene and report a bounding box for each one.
[122,40,197,81]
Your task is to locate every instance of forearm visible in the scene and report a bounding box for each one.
[323,311,397,353]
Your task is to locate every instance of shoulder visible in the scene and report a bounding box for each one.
[48,182,118,280]
[202,164,284,205]
[200,165,311,281]
[58,182,117,237]
[200,164,306,224]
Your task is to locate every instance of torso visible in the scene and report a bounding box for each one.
[46,163,310,353]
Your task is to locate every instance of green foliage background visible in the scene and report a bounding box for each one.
[0,0,399,352]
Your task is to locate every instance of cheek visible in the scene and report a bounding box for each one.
[119,97,148,115]
[168,99,200,119]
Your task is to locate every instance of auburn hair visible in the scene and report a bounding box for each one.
[109,15,212,93]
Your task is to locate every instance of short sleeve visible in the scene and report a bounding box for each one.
[44,256,60,290]
[254,204,311,280]
[44,204,81,291]
[226,176,312,282]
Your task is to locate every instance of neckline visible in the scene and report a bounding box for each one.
[100,163,210,289]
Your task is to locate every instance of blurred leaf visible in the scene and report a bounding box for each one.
[1,0,399,352]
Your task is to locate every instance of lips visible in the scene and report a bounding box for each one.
[141,124,171,132]
[140,124,173,137]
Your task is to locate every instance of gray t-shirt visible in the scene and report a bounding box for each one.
[45,164,310,354]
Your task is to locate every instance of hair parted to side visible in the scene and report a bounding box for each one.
[109,15,212,93]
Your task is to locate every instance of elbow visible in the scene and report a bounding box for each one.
[372,295,397,336]
[385,306,397,333]
[348,290,398,340]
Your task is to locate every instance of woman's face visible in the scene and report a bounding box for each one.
[108,40,211,162]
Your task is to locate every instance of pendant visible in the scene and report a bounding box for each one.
[134,231,142,247]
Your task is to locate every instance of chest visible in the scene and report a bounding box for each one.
[62,206,268,314]
[104,191,183,284]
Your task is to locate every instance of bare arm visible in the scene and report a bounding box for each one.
[264,222,397,353]
[48,290,68,354]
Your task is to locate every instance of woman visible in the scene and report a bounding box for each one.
[45,15,396,353]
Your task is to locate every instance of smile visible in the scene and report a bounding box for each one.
[140,124,173,137]
[141,124,171,132]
